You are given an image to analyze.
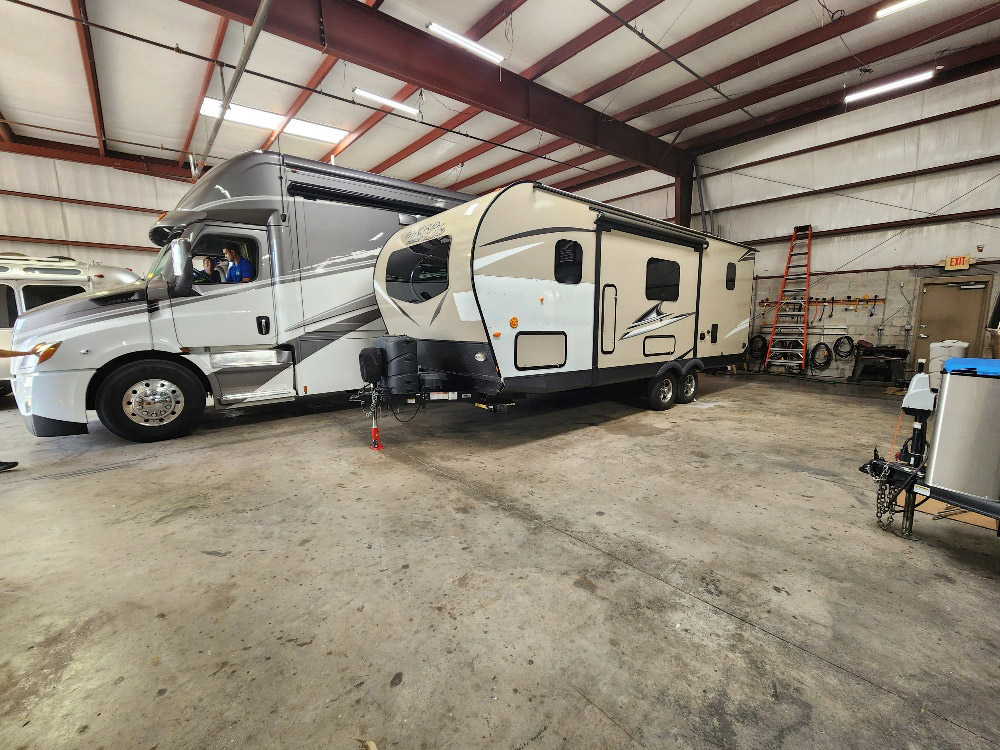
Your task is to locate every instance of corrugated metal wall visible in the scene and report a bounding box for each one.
[0,151,190,275]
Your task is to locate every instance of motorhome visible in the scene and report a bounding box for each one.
[0,254,139,396]
[365,182,754,410]
[9,151,469,441]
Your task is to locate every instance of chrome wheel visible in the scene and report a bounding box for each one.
[122,379,184,426]
[682,374,696,399]
[658,378,674,403]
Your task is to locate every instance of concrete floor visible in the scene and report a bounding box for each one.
[0,375,998,749]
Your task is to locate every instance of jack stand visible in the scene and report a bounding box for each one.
[370,405,384,451]
[897,488,919,540]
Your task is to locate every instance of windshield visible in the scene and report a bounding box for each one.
[146,245,171,280]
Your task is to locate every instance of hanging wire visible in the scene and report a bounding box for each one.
[6,0,609,178]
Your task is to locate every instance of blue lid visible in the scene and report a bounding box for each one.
[943,357,1000,376]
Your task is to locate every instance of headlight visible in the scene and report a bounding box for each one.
[32,341,62,364]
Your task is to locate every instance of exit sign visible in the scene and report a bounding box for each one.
[945,255,970,270]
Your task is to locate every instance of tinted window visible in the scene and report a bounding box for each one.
[0,284,17,327]
[25,266,82,275]
[192,234,259,282]
[725,262,736,291]
[386,237,451,304]
[646,258,680,301]
[23,284,86,310]
[554,239,582,284]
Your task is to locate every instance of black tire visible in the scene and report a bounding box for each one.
[0,380,11,398]
[96,359,206,442]
[646,371,678,411]
[676,370,699,404]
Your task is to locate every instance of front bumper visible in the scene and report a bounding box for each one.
[13,369,92,437]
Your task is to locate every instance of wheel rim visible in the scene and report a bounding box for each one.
[122,379,183,426]
[683,374,696,399]
[658,378,674,403]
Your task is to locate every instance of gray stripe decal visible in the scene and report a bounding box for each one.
[285,294,378,332]
[292,308,383,364]
[482,226,593,247]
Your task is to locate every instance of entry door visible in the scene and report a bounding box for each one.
[913,276,993,362]
[597,230,699,370]
[170,224,278,349]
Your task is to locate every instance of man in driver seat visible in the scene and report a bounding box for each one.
[223,246,254,283]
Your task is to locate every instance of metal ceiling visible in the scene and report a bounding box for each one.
[0,0,997,200]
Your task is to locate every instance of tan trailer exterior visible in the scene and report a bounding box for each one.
[372,182,754,404]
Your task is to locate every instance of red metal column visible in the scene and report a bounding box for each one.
[177,16,229,167]
[179,0,690,176]
[673,166,693,228]
[70,0,106,156]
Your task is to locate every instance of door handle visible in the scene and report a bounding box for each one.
[256,315,270,335]
[918,333,928,339]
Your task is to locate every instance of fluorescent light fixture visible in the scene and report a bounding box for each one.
[876,0,931,19]
[844,70,934,103]
[283,119,349,143]
[353,88,420,115]
[200,97,348,143]
[427,22,504,64]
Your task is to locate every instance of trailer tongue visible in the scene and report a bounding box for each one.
[860,358,1000,538]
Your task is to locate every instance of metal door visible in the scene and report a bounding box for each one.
[596,230,699,370]
[170,224,278,349]
[913,276,993,361]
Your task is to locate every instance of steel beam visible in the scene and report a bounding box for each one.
[260,54,339,150]
[178,0,690,176]
[562,95,1000,193]
[0,188,163,214]
[692,154,1000,219]
[673,166,693,228]
[69,0,106,156]
[0,136,192,180]
[555,45,1000,193]
[0,107,14,142]
[682,47,1000,153]
[0,234,158,253]
[370,0,661,175]
[323,0,529,161]
[178,16,229,166]
[434,0,790,190]
[266,0,381,153]
[741,207,1000,247]
[509,5,1000,191]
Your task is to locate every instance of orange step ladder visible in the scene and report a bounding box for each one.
[764,224,813,372]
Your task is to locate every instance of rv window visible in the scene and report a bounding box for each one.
[0,284,17,327]
[725,262,736,291]
[22,284,86,310]
[646,258,680,301]
[25,266,82,275]
[554,239,583,284]
[191,234,260,283]
[385,237,451,304]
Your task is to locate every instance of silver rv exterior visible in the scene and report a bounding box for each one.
[0,255,140,395]
[372,182,754,403]
[10,151,469,441]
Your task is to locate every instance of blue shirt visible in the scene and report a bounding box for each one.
[225,258,254,282]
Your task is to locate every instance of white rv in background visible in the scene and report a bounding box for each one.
[0,254,139,396]
[367,182,755,409]
[9,152,469,441]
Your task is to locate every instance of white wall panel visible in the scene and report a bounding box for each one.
[0,151,190,276]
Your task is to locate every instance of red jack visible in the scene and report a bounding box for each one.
[371,426,384,451]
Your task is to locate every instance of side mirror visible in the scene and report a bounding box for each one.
[169,238,194,296]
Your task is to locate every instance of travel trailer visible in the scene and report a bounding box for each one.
[362,182,754,412]
[0,254,139,396]
[9,152,469,441]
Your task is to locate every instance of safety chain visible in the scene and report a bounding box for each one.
[873,464,895,530]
